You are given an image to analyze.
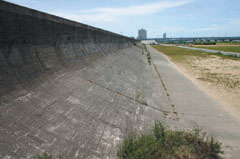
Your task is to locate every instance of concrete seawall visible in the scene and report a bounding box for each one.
[0,1,135,97]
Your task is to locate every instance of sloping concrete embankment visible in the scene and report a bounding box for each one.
[0,2,140,158]
[0,1,135,97]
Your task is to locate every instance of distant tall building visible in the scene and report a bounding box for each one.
[138,29,147,40]
[163,33,167,39]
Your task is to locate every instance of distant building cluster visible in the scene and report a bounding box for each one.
[138,28,147,40]
[136,28,167,41]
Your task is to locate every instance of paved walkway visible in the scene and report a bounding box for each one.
[149,45,240,158]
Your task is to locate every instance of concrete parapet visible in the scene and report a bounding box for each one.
[0,1,135,96]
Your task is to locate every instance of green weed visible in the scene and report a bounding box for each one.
[136,92,142,99]
[36,153,62,159]
[118,121,223,159]
[147,51,151,65]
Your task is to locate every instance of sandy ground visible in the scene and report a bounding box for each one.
[167,55,240,120]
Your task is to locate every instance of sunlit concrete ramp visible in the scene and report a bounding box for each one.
[1,1,240,159]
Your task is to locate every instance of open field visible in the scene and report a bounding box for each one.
[152,45,240,120]
[192,45,240,53]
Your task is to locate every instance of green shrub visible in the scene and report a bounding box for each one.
[117,121,223,159]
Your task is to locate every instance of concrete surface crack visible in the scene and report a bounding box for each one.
[85,79,172,119]
[153,64,179,120]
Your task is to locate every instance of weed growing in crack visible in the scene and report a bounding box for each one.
[136,99,148,106]
[144,44,147,52]
[36,153,62,159]
[147,51,151,65]
[136,92,142,99]
[135,92,148,106]
[143,44,151,65]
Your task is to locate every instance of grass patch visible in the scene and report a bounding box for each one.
[152,45,210,64]
[36,153,62,159]
[118,121,223,159]
[192,42,216,45]
[152,45,239,61]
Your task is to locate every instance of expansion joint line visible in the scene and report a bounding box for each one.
[153,64,179,120]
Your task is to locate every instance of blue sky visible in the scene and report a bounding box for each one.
[6,0,240,38]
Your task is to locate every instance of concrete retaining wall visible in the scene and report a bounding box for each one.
[0,1,136,96]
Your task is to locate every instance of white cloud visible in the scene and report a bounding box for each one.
[195,19,240,32]
[6,0,39,6]
[83,0,192,16]
[190,19,240,37]
[57,0,193,23]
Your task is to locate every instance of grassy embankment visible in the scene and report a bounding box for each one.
[154,45,239,61]
[152,45,240,89]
